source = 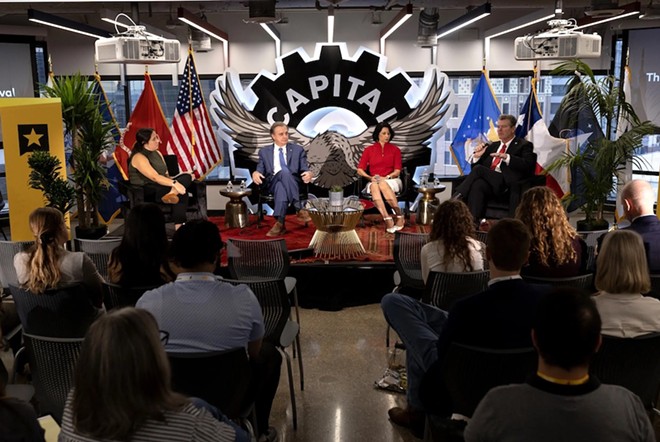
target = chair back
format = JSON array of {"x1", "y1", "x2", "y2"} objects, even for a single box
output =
[
  {"x1": 647, "y1": 274, "x2": 660, "y2": 300},
  {"x1": 0, "y1": 241, "x2": 34, "y2": 292},
  {"x1": 422, "y1": 270, "x2": 490, "y2": 310},
  {"x1": 226, "y1": 238, "x2": 290, "y2": 281},
  {"x1": 10, "y1": 284, "x2": 98, "y2": 338},
  {"x1": 168, "y1": 348, "x2": 252, "y2": 419},
  {"x1": 102, "y1": 281, "x2": 159, "y2": 311},
  {"x1": 439, "y1": 343, "x2": 536, "y2": 417},
  {"x1": 393, "y1": 232, "x2": 429, "y2": 292},
  {"x1": 22, "y1": 332, "x2": 83, "y2": 424},
  {"x1": 578, "y1": 229, "x2": 609, "y2": 271},
  {"x1": 74, "y1": 237, "x2": 122, "y2": 280},
  {"x1": 590, "y1": 332, "x2": 660, "y2": 410},
  {"x1": 521, "y1": 273, "x2": 595, "y2": 291},
  {"x1": 222, "y1": 277, "x2": 290, "y2": 345}
]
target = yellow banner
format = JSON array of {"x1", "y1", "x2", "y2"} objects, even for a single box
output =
[{"x1": 0, "y1": 98, "x2": 67, "y2": 241}]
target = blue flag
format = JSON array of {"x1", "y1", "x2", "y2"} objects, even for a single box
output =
[
  {"x1": 92, "y1": 74, "x2": 126, "y2": 224},
  {"x1": 450, "y1": 71, "x2": 500, "y2": 174}
]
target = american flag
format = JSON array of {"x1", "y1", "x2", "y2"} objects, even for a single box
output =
[{"x1": 167, "y1": 51, "x2": 222, "y2": 179}]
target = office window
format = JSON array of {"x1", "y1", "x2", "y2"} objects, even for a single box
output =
[
  {"x1": 452, "y1": 104, "x2": 458, "y2": 118},
  {"x1": 502, "y1": 78, "x2": 510, "y2": 93}
]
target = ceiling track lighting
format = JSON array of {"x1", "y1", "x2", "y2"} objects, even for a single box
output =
[
  {"x1": 380, "y1": 4, "x2": 414, "y2": 54},
  {"x1": 437, "y1": 2, "x2": 492, "y2": 39},
  {"x1": 28, "y1": 8, "x2": 111, "y2": 39},
  {"x1": 575, "y1": 1, "x2": 641, "y2": 29}
]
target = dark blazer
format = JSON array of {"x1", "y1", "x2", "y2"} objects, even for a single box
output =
[
  {"x1": 256, "y1": 142, "x2": 309, "y2": 180},
  {"x1": 420, "y1": 278, "x2": 546, "y2": 412},
  {"x1": 475, "y1": 137, "x2": 536, "y2": 184},
  {"x1": 625, "y1": 215, "x2": 660, "y2": 273}
]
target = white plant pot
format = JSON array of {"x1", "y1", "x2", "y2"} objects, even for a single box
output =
[{"x1": 329, "y1": 191, "x2": 343, "y2": 206}]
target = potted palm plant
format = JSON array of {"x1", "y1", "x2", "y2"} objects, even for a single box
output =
[
  {"x1": 42, "y1": 73, "x2": 112, "y2": 239},
  {"x1": 27, "y1": 150, "x2": 76, "y2": 215},
  {"x1": 546, "y1": 59, "x2": 658, "y2": 231}
]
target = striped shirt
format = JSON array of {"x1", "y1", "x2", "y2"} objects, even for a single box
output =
[{"x1": 58, "y1": 400, "x2": 235, "y2": 442}]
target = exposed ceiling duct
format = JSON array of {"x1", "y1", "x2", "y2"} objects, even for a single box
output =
[
  {"x1": 244, "y1": 0, "x2": 280, "y2": 24},
  {"x1": 584, "y1": 0, "x2": 625, "y2": 17},
  {"x1": 417, "y1": 7, "x2": 439, "y2": 47}
]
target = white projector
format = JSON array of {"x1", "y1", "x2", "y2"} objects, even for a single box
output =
[
  {"x1": 95, "y1": 36, "x2": 181, "y2": 64},
  {"x1": 514, "y1": 32, "x2": 601, "y2": 60}
]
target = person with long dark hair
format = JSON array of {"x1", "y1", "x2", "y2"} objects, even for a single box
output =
[
  {"x1": 421, "y1": 199, "x2": 486, "y2": 283},
  {"x1": 59, "y1": 307, "x2": 240, "y2": 442},
  {"x1": 107, "y1": 202, "x2": 174, "y2": 287},
  {"x1": 357, "y1": 122, "x2": 405, "y2": 233},
  {"x1": 129, "y1": 128, "x2": 193, "y2": 229}
]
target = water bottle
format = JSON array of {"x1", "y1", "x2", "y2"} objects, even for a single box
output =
[
  {"x1": 239, "y1": 180, "x2": 246, "y2": 192},
  {"x1": 433, "y1": 176, "x2": 440, "y2": 188},
  {"x1": 420, "y1": 173, "x2": 428, "y2": 188},
  {"x1": 226, "y1": 181, "x2": 233, "y2": 192}
]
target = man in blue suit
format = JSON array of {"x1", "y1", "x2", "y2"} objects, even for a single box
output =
[
  {"x1": 252, "y1": 122, "x2": 314, "y2": 237},
  {"x1": 618, "y1": 179, "x2": 660, "y2": 272}
]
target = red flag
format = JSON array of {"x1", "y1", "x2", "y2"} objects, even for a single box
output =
[
  {"x1": 113, "y1": 73, "x2": 171, "y2": 179},
  {"x1": 166, "y1": 51, "x2": 222, "y2": 179}
]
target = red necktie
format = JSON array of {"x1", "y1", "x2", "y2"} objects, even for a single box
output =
[{"x1": 490, "y1": 143, "x2": 507, "y2": 170}]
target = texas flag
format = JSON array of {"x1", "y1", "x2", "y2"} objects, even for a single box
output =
[{"x1": 515, "y1": 83, "x2": 570, "y2": 198}]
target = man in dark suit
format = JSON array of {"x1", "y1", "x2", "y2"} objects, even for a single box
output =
[
  {"x1": 616, "y1": 179, "x2": 660, "y2": 272},
  {"x1": 252, "y1": 122, "x2": 314, "y2": 237},
  {"x1": 381, "y1": 218, "x2": 546, "y2": 437},
  {"x1": 453, "y1": 114, "x2": 536, "y2": 222}
]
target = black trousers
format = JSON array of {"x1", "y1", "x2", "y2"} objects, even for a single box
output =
[
  {"x1": 245, "y1": 341, "x2": 282, "y2": 434},
  {"x1": 143, "y1": 173, "x2": 193, "y2": 224},
  {"x1": 454, "y1": 165, "x2": 506, "y2": 222}
]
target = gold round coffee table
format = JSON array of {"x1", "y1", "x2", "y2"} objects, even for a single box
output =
[
  {"x1": 306, "y1": 198, "x2": 365, "y2": 259},
  {"x1": 219, "y1": 189, "x2": 252, "y2": 228}
]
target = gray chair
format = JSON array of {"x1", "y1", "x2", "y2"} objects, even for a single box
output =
[
  {"x1": 74, "y1": 237, "x2": 122, "y2": 281},
  {"x1": 101, "y1": 281, "x2": 159, "y2": 311},
  {"x1": 590, "y1": 332, "x2": 660, "y2": 413},
  {"x1": 522, "y1": 273, "x2": 594, "y2": 292},
  {"x1": 19, "y1": 333, "x2": 83, "y2": 423},
  {"x1": 226, "y1": 237, "x2": 304, "y2": 390},
  {"x1": 222, "y1": 277, "x2": 300, "y2": 430},
  {"x1": 422, "y1": 270, "x2": 490, "y2": 310},
  {"x1": 0, "y1": 240, "x2": 34, "y2": 295}
]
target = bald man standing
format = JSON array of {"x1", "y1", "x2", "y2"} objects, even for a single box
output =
[{"x1": 619, "y1": 179, "x2": 660, "y2": 273}]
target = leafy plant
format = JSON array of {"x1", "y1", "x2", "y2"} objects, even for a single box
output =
[
  {"x1": 27, "y1": 151, "x2": 76, "y2": 214},
  {"x1": 42, "y1": 73, "x2": 113, "y2": 230},
  {"x1": 545, "y1": 59, "x2": 658, "y2": 228},
  {"x1": 330, "y1": 185, "x2": 343, "y2": 192}
]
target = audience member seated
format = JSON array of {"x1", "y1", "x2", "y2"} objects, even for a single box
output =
[
  {"x1": 0, "y1": 369, "x2": 44, "y2": 442},
  {"x1": 593, "y1": 229, "x2": 660, "y2": 337},
  {"x1": 599, "y1": 179, "x2": 660, "y2": 273},
  {"x1": 420, "y1": 199, "x2": 486, "y2": 283},
  {"x1": 357, "y1": 122, "x2": 405, "y2": 233},
  {"x1": 59, "y1": 307, "x2": 244, "y2": 442},
  {"x1": 452, "y1": 114, "x2": 536, "y2": 223},
  {"x1": 107, "y1": 202, "x2": 174, "y2": 287},
  {"x1": 515, "y1": 186, "x2": 587, "y2": 277},
  {"x1": 129, "y1": 127, "x2": 193, "y2": 230},
  {"x1": 381, "y1": 219, "x2": 546, "y2": 437},
  {"x1": 465, "y1": 288, "x2": 655, "y2": 442},
  {"x1": 136, "y1": 220, "x2": 281, "y2": 442},
  {"x1": 14, "y1": 207, "x2": 103, "y2": 308}
]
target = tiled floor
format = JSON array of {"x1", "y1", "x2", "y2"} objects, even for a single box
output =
[{"x1": 268, "y1": 303, "x2": 419, "y2": 442}]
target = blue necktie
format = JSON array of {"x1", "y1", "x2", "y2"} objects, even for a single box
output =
[{"x1": 279, "y1": 148, "x2": 289, "y2": 172}]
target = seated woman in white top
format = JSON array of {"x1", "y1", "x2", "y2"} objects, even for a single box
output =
[
  {"x1": 593, "y1": 229, "x2": 660, "y2": 337},
  {"x1": 14, "y1": 207, "x2": 104, "y2": 307},
  {"x1": 420, "y1": 199, "x2": 486, "y2": 283}
]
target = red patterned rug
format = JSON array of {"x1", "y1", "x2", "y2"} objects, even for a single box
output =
[{"x1": 210, "y1": 213, "x2": 430, "y2": 264}]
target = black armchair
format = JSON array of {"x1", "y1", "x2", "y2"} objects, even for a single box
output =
[
  {"x1": 119, "y1": 154, "x2": 207, "y2": 222},
  {"x1": 356, "y1": 166, "x2": 414, "y2": 221}
]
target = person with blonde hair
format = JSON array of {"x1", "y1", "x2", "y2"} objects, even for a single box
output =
[
  {"x1": 594, "y1": 229, "x2": 660, "y2": 337},
  {"x1": 515, "y1": 186, "x2": 587, "y2": 277},
  {"x1": 420, "y1": 199, "x2": 485, "y2": 283},
  {"x1": 59, "y1": 307, "x2": 242, "y2": 442},
  {"x1": 14, "y1": 207, "x2": 103, "y2": 307}
]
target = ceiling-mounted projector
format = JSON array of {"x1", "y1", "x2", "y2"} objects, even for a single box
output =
[
  {"x1": 514, "y1": 19, "x2": 602, "y2": 60},
  {"x1": 95, "y1": 32, "x2": 181, "y2": 64}
]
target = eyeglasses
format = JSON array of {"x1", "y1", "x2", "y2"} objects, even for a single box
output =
[{"x1": 159, "y1": 330, "x2": 170, "y2": 345}]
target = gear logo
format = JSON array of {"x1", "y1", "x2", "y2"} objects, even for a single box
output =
[{"x1": 210, "y1": 43, "x2": 451, "y2": 189}]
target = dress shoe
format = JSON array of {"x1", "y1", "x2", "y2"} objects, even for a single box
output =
[
  {"x1": 296, "y1": 209, "x2": 312, "y2": 223},
  {"x1": 388, "y1": 406, "x2": 425, "y2": 438},
  {"x1": 161, "y1": 193, "x2": 179, "y2": 204},
  {"x1": 266, "y1": 222, "x2": 286, "y2": 237}
]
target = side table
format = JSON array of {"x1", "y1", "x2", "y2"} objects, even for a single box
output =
[
  {"x1": 306, "y1": 198, "x2": 365, "y2": 259},
  {"x1": 219, "y1": 189, "x2": 252, "y2": 228},
  {"x1": 416, "y1": 185, "x2": 446, "y2": 225}
]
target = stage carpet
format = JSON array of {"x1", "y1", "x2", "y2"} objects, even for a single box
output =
[{"x1": 210, "y1": 213, "x2": 430, "y2": 264}]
